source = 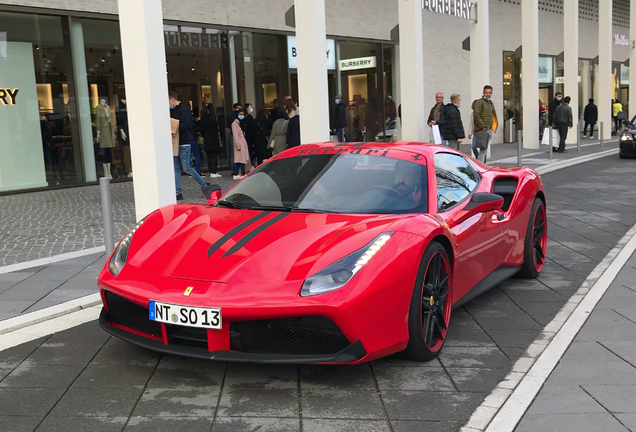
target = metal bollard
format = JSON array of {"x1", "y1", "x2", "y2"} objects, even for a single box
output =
[
  {"x1": 100, "y1": 177, "x2": 115, "y2": 254},
  {"x1": 548, "y1": 126, "x2": 553, "y2": 159},
  {"x1": 577, "y1": 121, "x2": 581, "y2": 153},
  {"x1": 600, "y1": 122, "x2": 604, "y2": 148},
  {"x1": 517, "y1": 130, "x2": 522, "y2": 167}
]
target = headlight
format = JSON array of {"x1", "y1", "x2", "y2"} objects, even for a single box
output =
[
  {"x1": 108, "y1": 218, "x2": 146, "y2": 276},
  {"x1": 621, "y1": 134, "x2": 633, "y2": 141},
  {"x1": 300, "y1": 233, "x2": 393, "y2": 297}
]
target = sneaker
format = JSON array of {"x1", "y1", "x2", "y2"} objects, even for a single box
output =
[
  {"x1": 198, "y1": 171, "x2": 204, "y2": 177},
  {"x1": 176, "y1": 193, "x2": 184, "y2": 201},
  {"x1": 552, "y1": 147, "x2": 559, "y2": 152},
  {"x1": 232, "y1": 174, "x2": 244, "y2": 180},
  {"x1": 210, "y1": 173, "x2": 222, "y2": 178},
  {"x1": 582, "y1": 135, "x2": 587, "y2": 138}
]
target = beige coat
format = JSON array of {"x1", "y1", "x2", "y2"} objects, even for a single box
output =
[
  {"x1": 269, "y1": 118, "x2": 289, "y2": 155},
  {"x1": 170, "y1": 118, "x2": 180, "y2": 156},
  {"x1": 96, "y1": 104, "x2": 116, "y2": 148},
  {"x1": 232, "y1": 119, "x2": 250, "y2": 164}
]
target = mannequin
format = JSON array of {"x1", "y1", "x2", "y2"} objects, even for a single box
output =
[{"x1": 96, "y1": 98, "x2": 116, "y2": 179}]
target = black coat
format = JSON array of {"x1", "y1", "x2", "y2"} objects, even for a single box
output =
[
  {"x1": 441, "y1": 104, "x2": 465, "y2": 140},
  {"x1": 584, "y1": 103, "x2": 598, "y2": 123},
  {"x1": 333, "y1": 103, "x2": 348, "y2": 129},
  {"x1": 199, "y1": 113, "x2": 221, "y2": 153},
  {"x1": 548, "y1": 98, "x2": 561, "y2": 126},
  {"x1": 170, "y1": 102, "x2": 194, "y2": 144},
  {"x1": 286, "y1": 115, "x2": 301, "y2": 148}
]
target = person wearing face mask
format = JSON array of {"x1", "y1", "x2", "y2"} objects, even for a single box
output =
[
  {"x1": 242, "y1": 103, "x2": 258, "y2": 168},
  {"x1": 231, "y1": 109, "x2": 250, "y2": 179},
  {"x1": 548, "y1": 92, "x2": 563, "y2": 128},
  {"x1": 471, "y1": 85, "x2": 498, "y2": 163},
  {"x1": 332, "y1": 94, "x2": 348, "y2": 142},
  {"x1": 442, "y1": 94, "x2": 466, "y2": 152}
]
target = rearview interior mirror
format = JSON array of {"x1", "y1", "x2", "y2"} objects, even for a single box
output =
[
  {"x1": 463, "y1": 192, "x2": 504, "y2": 214},
  {"x1": 201, "y1": 184, "x2": 222, "y2": 205}
]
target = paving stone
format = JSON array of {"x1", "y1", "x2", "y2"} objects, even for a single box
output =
[
  {"x1": 485, "y1": 329, "x2": 543, "y2": 348},
  {"x1": 438, "y1": 346, "x2": 510, "y2": 369},
  {"x1": 445, "y1": 367, "x2": 508, "y2": 393},
  {"x1": 132, "y1": 386, "x2": 220, "y2": 417},
  {"x1": 615, "y1": 414, "x2": 636, "y2": 430},
  {"x1": 0, "y1": 363, "x2": 84, "y2": 389},
  {"x1": 596, "y1": 285, "x2": 636, "y2": 309},
  {"x1": 90, "y1": 338, "x2": 161, "y2": 366},
  {"x1": 470, "y1": 313, "x2": 542, "y2": 331},
  {"x1": 575, "y1": 310, "x2": 636, "y2": 342},
  {"x1": 391, "y1": 420, "x2": 460, "y2": 432},
  {"x1": 382, "y1": 391, "x2": 473, "y2": 421},
  {"x1": 0, "y1": 312, "x2": 19, "y2": 321},
  {"x1": 303, "y1": 419, "x2": 390, "y2": 432},
  {"x1": 216, "y1": 388, "x2": 298, "y2": 418},
  {"x1": 511, "y1": 300, "x2": 567, "y2": 317},
  {"x1": 370, "y1": 354, "x2": 442, "y2": 368},
  {"x1": 36, "y1": 416, "x2": 127, "y2": 432},
  {"x1": 516, "y1": 413, "x2": 629, "y2": 432},
  {"x1": 525, "y1": 385, "x2": 606, "y2": 415},
  {"x1": 582, "y1": 384, "x2": 636, "y2": 413},
  {"x1": 0, "y1": 416, "x2": 43, "y2": 432},
  {"x1": 373, "y1": 366, "x2": 455, "y2": 391},
  {"x1": 0, "y1": 288, "x2": 54, "y2": 302},
  {"x1": 46, "y1": 322, "x2": 111, "y2": 346},
  {"x1": 73, "y1": 363, "x2": 155, "y2": 388},
  {"x1": 601, "y1": 341, "x2": 636, "y2": 366},
  {"x1": 125, "y1": 417, "x2": 215, "y2": 432},
  {"x1": 0, "y1": 387, "x2": 65, "y2": 416},
  {"x1": 211, "y1": 417, "x2": 299, "y2": 432},
  {"x1": 300, "y1": 364, "x2": 376, "y2": 390},
  {"x1": 301, "y1": 389, "x2": 385, "y2": 420},
  {"x1": 0, "y1": 301, "x2": 36, "y2": 314},
  {"x1": 145, "y1": 364, "x2": 225, "y2": 389},
  {"x1": 50, "y1": 385, "x2": 144, "y2": 417},
  {"x1": 27, "y1": 342, "x2": 102, "y2": 366},
  {"x1": 223, "y1": 363, "x2": 298, "y2": 390}
]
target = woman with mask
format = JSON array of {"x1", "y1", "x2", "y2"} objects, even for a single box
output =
[
  {"x1": 199, "y1": 103, "x2": 223, "y2": 178},
  {"x1": 231, "y1": 109, "x2": 250, "y2": 179},
  {"x1": 269, "y1": 108, "x2": 289, "y2": 155},
  {"x1": 285, "y1": 99, "x2": 301, "y2": 148}
]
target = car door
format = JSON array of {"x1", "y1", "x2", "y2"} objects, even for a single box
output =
[{"x1": 433, "y1": 152, "x2": 508, "y2": 302}]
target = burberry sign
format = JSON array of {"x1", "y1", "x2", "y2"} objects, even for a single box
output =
[{"x1": 422, "y1": 0, "x2": 473, "y2": 20}]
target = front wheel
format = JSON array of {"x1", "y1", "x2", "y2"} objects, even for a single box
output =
[
  {"x1": 518, "y1": 197, "x2": 548, "y2": 278},
  {"x1": 404, "y1": 242, "x2": 453, "y2": 361}
]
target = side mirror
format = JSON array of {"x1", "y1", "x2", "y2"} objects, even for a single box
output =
[
  {"x1": 623, "y1": 120, "x2": 631, "y2": 126},
  {"x1": 463, "y1": 192, "x2": 504, "y2": 214},
  {"x1": 201, "y1": 184, "x2": 222, "y2": 205}
]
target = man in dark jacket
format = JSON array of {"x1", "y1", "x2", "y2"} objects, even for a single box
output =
[
  {"x1": 441, "y1": 94, "x2": 466, "y2": 151},
  {"x1": 243, "y1": 103, "x2": 258, "y2": 166},
  {"x1": 548, "y1": 92, "x2": 563, "y2": 127},
  {"x1": 427, "y1": 93, "x2": 445, "y2": 142},
  {"x1": 332, "y1": 94, "x2": 348, "y2": 142},
  {"x1": 583, "y1": 98, "x2": 598, "y2": 138},
  {"x1": 553, "y1": 96, "x2": 573, "y2": 153}
]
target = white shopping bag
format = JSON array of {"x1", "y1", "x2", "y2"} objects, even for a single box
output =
[
  {"x1": 432, "y1": 124, "x2": 442, "y2": 145},
  {"x1": 541, "y1": 128, "x2": 559, "y2": 146}
]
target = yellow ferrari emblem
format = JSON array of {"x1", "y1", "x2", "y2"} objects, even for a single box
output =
[
  {"x1": 183, "y1": 287, "x2": 194, "y2": 296},
  {"x1": 430, "y1": 296, "x2": 435, "y2": 306}
]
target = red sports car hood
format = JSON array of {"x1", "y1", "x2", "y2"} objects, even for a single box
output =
[{"x1": 126, "y1": 205, "x2": 405, "y2": 284}]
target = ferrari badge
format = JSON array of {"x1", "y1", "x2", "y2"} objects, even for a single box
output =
[
  {"x1": 430, "y1": 296, "x2": 435, "y2": 306},
  {"x1": 183, "y1": 286, "x2": 194, "y2": 296}
]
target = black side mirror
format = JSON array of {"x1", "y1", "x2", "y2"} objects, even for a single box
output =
[{"x1": 201, "y1": 184, "x2": 222, "y2": 205}]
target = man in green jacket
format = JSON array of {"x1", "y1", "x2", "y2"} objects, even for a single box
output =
[{"x1": 471, "y1": 85, "x2": 498, "y2": 162}]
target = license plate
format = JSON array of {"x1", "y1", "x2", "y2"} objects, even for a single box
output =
[{"x1": 149, "y1": 300, "x2": 222, "y2": 329}]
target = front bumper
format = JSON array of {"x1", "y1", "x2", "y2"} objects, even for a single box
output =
[
  {"x1": 620, "y1": 141, "x2": 636, "y2": 157},
  {"x1": 99, "y1": 307, "x2": 367, "y2": 363}
]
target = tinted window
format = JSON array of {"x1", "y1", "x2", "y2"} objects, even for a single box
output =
[
  {"x1": 434, "y1": 153, "x2": 480, "y2": 212},
  {"x1": 220, "y1": 154, "x2": 428, "y2": 214}
]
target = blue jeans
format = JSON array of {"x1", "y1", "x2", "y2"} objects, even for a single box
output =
[
  {"x1": 471, "y1": 135, "x2": 479, "y2": 158},
  {"x1": 336, "y1": 128, "x2": 345, "y2": 142},
  {"x1": 235, "y1": 163, "x2": 246, "y2": 176},
  {"x1": 190, "y1": 141, "x2": 201, "y2": 172},
  {"x1": 175, "y1": 145, "x2": 207, "y2": 194}
]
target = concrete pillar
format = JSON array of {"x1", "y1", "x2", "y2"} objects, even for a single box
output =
[
  {"x1": 118, "y1": 0, "x2": 175, "y2": 221},
  {"x1": 564, "y1": 0, "x2": 579, "y2": 144},
  {"x1": 470, "y1": 0, "x2": 490, "y2": 101},
  {"x1": 294, "y1": 0, "x2": 330, "y2": 143},
  {"x1": 521, "y1": 0, "x2": 540, "y2": 149},
  {"x1": 69, "y1": 19, "x2": 97, "y2": 182},
  {"x1": 598, "y1": 0, "x2": 613, "y2": 140},
  {"x1": 630, "y1": 0, "x2": 636, "y2": 118},
  {"x1": 398, "y1": 0, "x2": 426, "y2": 141},
  {"x1": 228, "y1": 34, "x2": 239, "y2": 106},
  {"x1": 242, "y1": 32, "x2": 256, "y2": 112}
]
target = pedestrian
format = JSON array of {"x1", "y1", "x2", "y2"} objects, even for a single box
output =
[
  {"x1": 269, "y1": 108, "x2": 289, "y2": 155},
  {"x1": 332, "y1": 93, "x2": 348, "y2": 142},
  {"x1": 199, "y1": 103, "x2": 223, "y2": 178},
  {"x1": 427, "y1": 92, "x2": 445, "y2": 143},
  {"x1": 255, "y1": 109, "x2": 272, "y2": 164},
  {"x1": 539, "y1": 99, "x2": 547, "y2": 139},
  {"x1": 583, "y1": 98, "x2": 598, "y2": 138},
  {"x1": 471, "y1": 85, "x2": 498, "y2": 163},
  {"x1": 285, "y1": 99, "x2": 301, "y2": 148},
  {"x1": 243, "y1": 103, "x2": 258, "y2": 168},
  {"x1": 548, "y1": 92, "x2": 562, "y2": 127},
  {"x1": 285, "y1": 95, "x2": 299, "y2": 116},
  {"x1": 442, "y1": 94, "x2": 465, "y2": 151},
  {"x1": 613, "y1": 99, "x2": 624, "y2": 133},
  {"x1": 169, "y1": 91, "x2": 208, "y2": 200},
  {"x1": 231, "y1": 108, "x2": 250, "y2": 179},
  {"x1": 228, "y1": 102, "x2": 242, "y2": 176},
  {"x1": 553, "y1": 96, "x2": 573, "y2": 153}
]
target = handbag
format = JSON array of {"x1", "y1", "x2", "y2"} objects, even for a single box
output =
[{"x1": 475, "y1": 130, "x2": 489, "y2": 150}]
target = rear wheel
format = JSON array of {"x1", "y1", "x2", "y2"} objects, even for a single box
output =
[
  {"x1": 404, "y1": 242, "x2": 453, "y2": 361},
  {"x1": 518, "y1": 197, "x2": 547, "y2": 278}
]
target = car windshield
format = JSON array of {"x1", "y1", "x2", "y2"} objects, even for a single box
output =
[{"x1": 219, "y1": 153, "x2": 428, "y2": 214}]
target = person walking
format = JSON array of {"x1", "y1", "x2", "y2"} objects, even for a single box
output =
[
  {"x1": 613, "y1": 99, "x2": 624, "y2": 134},
  {"x1": 285, "y1": 99, "x2": 301, "y2": 148},
  {"x1": 169, "y1": 91, "x2": 208, "y2": 200},
  {"x1": 442, "y1": 94, "x2": 465, "y2": 151},
  {"x1": 553, "y1": 96, "x2": 573, "y2": 153},
  {"x1": 583, "y1": 98, "x2": 598, "y2": 138},
  {"x1": 242, "y1": 103, "x2": 258, "y2": 168},
  {"x1": 548, "y1": 92, "x2": 562, "y2": 127},
  {"x1": 227, "y1": 102, "x2": 242, "y2": 176},
  {"x1": 190, "y1": 108, "x2": 203, "y2": 177},
  {"x1": 199, "y1": 103, "x2": 223, "y2": 178},
  {"x1": 254, "y1": 109, "x2": 273, "y2": 165},
  {"x1": 332, "y1": 94, "x2": 348, "y2": 142},
  {"x1": 269, "y1": 108, "x2": 289, "y2": 155},
  {"x1": 427, "y1": 92, "x2": 445, "y2": 143},
  {"x1": 471, "y1": 85, "x2": 498, "y2": 163},
  {"x1": 231, "y1": 108, "x2": 250, "y2": 179}
]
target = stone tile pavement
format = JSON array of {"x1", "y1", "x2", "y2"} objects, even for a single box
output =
[
  {"x1": 0, "y1": 155, "x2": 635, "y2": 431},
  {"x1": 516, "y1": 251, "x2": 636, "y2": 432}
]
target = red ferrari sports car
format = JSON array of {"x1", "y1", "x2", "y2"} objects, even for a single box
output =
[{"x1": 98, "y1": 141, "x2": 547, "y2": 364}]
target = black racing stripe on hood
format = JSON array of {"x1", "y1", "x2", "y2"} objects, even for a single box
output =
[
  {"x1": 207, "y1": 211, "x2": 271, "y2": 257},
  {"x1": 222, "y1": 212, "x2": 290, "y2": 258}
]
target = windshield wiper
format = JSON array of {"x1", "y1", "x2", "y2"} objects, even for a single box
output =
[
  {"x1": 216, "y1": 200, "x2": 248, "y2": 209},
  {"x1": 292, "y1": 207, "x2": 339, "y2": 214},
  {"x1": 216, "y1": 201, "x2": 295, "y2": 212}
]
